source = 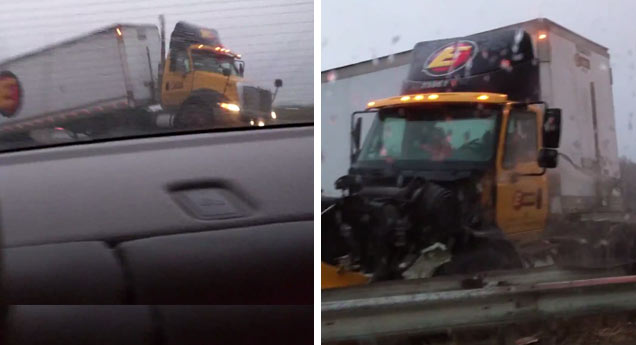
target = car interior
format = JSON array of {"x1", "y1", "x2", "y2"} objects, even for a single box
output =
[{"x1": 0, "y1": 124, "x2": 313, "y2": 343}]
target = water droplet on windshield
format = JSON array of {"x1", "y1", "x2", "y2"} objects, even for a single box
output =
[
  {"x1": 391, "y1": 35, "x2": 400, "y2": 45},
  {"x1": 327, "y1": 71, "x2": 338, "y2": 83},
  {"x1": 500, "y1": 59, "x2": 512, "y2": 72},
  {"x1": 514, "y1": 29, "x2": 524, "y2": 44}
]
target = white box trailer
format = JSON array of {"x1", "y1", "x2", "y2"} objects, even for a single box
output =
[
  {"x1": 0, "y1": 24, "x2": 161, "y2": 135},
  {"x1": 322, "y1": 18, "x2": 620, "y2": 214}
]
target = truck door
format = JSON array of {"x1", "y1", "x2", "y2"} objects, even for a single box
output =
[
  {"x1": 161, "y1": 49, "x2": 194, "y2": 109},
  {"x1": 496, "y1": 106, "x2": 549, "y2": 239}
]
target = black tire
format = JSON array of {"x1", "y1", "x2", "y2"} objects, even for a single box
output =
[{"x1": 174, "y1": 99, "x2": 216, "y2": 130}]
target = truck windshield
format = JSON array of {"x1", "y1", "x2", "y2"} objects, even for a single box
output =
[
  {"x1": 191, "y1": 50, "x2": 240, "y2": 76},
  {"x1": 358, "y1": 104, "x2": 500, "y2": 164}
]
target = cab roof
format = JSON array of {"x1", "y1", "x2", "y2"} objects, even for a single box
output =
[
  {"x1": 189, "y1": 44, "x2": 241, "y2": 59},
  {"x1": 365, "y1": 92, "x2": 509, "y2": 109}
]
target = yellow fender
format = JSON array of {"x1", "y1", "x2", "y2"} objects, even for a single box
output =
[{"x1": 321, "y1": 262, "x2": 369, "y2": 289}]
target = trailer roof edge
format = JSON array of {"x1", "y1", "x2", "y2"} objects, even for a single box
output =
[
  {"x1": 0, "y1": 23, "x2": 158, "y2": 67},
  {"x1": 322, "y1": 18, "x2": 610, "y2": 83}
]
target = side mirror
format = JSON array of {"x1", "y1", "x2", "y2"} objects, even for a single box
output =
[
  {"x1": 238, "y1": 64, "x2": 244, "y2": 76},
  {"x1": 335, "y1": 175, "x2": 355, "y2": 190},
  {"x1": 543, "y1": 108, "x2": 561, "y2": 148},
  {"x1": 222, "y1": 67, "x2": 231, "y2": 77},
  {"x1": 351, "y1": 117, "x2": 362, "y2": 159},
  {"x1": 274, "y1": 79, "x2": 283, "y2": 88},
  {"x1": 538, "y1": 148, "x2": 558, "y2": 168}
]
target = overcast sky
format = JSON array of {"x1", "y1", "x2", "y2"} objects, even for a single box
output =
[
  {"x1": 0, "y1": 0, "x2": 313, "y2": 106},
  {"x1": 322, "y1": 0, "x2": 636, "y2": 158}
]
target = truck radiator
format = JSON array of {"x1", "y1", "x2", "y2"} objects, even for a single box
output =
[{"x1": 239, "y1": 86, "x2": 272, "y2": 114}]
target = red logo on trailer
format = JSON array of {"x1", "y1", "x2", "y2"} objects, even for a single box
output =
[
  {"x1": 0, "y1": 71, "x2": 22, "y2": 118},
  {"x1": 423, "y1": 41, "x2": 478, "y2": 76}
]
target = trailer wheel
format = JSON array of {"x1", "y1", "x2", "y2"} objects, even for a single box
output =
[{"x1": 174, "y1": 99, "x2": 216, "y2": 129}]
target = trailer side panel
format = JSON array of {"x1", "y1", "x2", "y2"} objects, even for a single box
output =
[{"x1": 0, "y1": 30, "x2": 127, "y2": 125}]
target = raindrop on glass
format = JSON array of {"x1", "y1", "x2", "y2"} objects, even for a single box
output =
[
  {"x1": 327, "y1": 70, "x2": 338, "y2": 83},
  {"x1": 500, "y1": 59, "x2": 512, "y2": 72},
  {"x1": 391, "y1": 35, "x2": 400, "y2": 45}
]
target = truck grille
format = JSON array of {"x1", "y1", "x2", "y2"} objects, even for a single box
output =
[{"x1": 240, "y1": 86, "x2": 272, "y2": 114}]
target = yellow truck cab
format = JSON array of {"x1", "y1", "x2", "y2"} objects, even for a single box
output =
[
  {"x1": 320, "y1": 20, "x2": 607, "y2": 289},
  {"x1": 160, "y1": 22, "x2": 280, "y2": 128},
  {"x1": 360, "y1": 92, "x2": 559, "y2": 241}
]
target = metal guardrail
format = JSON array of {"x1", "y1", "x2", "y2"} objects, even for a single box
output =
[{"x1": 322, "y1": 267, "x2": 636, "y2": 343}]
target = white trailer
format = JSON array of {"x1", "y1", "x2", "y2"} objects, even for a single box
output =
[
  {"x1": 322, "y1": 18, "x2": 620, "y2": 214},
  {"x1": 0, "y1": 24, "x2": 161, "y2": 137}
]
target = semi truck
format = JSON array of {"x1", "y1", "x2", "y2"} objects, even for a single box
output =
[
  {"x1": 321, "y1": 18, "x2": 633, "y2": 288},
  {"x1": 0, "y1": 19, "x2": 281, "y2": 144}
]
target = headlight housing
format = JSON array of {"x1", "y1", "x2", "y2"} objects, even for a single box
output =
[{"x1": 219, "y1": 102, "x2": 240, "y2": 112}]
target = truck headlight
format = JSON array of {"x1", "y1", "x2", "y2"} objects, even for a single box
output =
[
  {"x1": 219, "y1": 102, "x2": 240, "y2": 112},
  {"x1": 271, "y1": 111, "x2": 277, "y2": 119}
]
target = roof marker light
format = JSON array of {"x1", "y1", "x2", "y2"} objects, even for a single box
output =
[
  {"x1": 367, "y1": 101, "x2": 376, "y2": 107},
  {"x1": 198, "y1": 44, "x2": 204, "y2": 48},
  {"x1": 538, "y1": 33, "x2": 547, "y2": 40},
  {"x1": 400, "y1": 96, "x2": 410, "y2": 101},
  {"x1": 414, "y1": 95, "x2": 424, "y2": 101},
  {"x1": 477, "y1": 94, "x2": 489, "y2": 100},
  {"x1": 428, "y1": 94, "x2": 440, "y2": 100}
]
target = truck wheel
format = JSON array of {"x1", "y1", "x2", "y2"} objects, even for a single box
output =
[{"x1": 174, "y1": 100, "x2": 215, "y2": 129}]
